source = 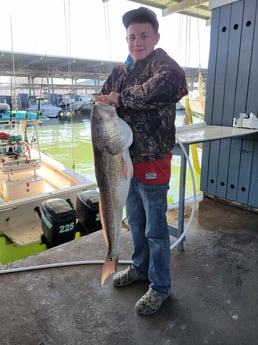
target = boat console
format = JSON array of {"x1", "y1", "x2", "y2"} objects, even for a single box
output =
[{"x1": 0, "y1": 105, "x2": 45, "y2": 201}]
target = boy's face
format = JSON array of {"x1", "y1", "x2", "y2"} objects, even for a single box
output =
[{"x1": 126, "y1": 22, "x2": 160, "y2": 63}]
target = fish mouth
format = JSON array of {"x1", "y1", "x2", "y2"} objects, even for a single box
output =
[{"x1": 93, "y1": 101, "x2": 116, "y2": 113}]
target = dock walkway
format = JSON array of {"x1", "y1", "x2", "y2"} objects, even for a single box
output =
[{"x1": 0, "y1": 197, "x2": 257, "y2": 345}]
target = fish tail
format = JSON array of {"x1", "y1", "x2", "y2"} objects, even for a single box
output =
[{"x1": 101, "y1": 256, "x2": 118, "y2": 286}]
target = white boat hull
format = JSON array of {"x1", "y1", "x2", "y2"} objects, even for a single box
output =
[
  {"x1": 28, "y1": 105, "x2": 61, "y2": 118},
  {"x1": 0, "y1": 150, "x2": 96, "y2": 246}
]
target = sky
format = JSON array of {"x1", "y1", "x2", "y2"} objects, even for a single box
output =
[{"x1": 2, "y1": 0, "x2": 211, "y2": 69}]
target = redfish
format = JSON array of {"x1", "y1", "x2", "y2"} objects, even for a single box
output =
[{"x1": 91, "y1": 102, "x2": 133, "y2": 285}]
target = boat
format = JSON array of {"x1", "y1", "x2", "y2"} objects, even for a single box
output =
[
  {"x1": 180, "y1": 90, "x2": 205, "y2": 118},
  {"x1": 0, "y1": 102, "x2": 96, "y2": 248},
  {"x1": 28, "y1": 98, "x2": 62, "y2": 118},
  {"x1": 180, "y1": 71, "x2": 206, "y2": 119},
  {"x1": 70, "y1": 95, "x2": 94, "y2": 113},
  {"x1": 59, "y1": 94, "x2": 78, "y2": 111},
  {"x1": 59, "y1": 95, "x2": 93, "y2": 120}
]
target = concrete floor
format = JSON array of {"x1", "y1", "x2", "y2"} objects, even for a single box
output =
[{"x1": 0, "y1": 196, "x2": 257, "y2": 345}]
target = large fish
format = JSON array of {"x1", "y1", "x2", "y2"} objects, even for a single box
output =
[{"x1": 91, "y1": 101, "x2": 133, "y2": 286}]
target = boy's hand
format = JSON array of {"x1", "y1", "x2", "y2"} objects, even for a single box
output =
[{"x1": 94, "y1": 92, "x2": 120, "y2": 107}]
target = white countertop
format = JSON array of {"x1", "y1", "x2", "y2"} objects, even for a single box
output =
[{"x1": 175, "y1": 123, "x2": 258, "y2": 144}]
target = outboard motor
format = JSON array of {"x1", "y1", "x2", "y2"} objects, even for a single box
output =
[
  {"x1": 40, "y1": 198, "x2": 76, "y2": 247},
  {"x1": 76, "y1": 190, "x2": 102, "y2": 235}
]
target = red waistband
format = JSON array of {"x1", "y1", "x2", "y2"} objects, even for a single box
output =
[{"x1": 133, "y1": 153, "x2": 172, "y2": 185}]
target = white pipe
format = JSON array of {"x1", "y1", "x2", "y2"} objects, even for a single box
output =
[{"x1": 0, "y1": 260, "x2": 132, "y2": 275}]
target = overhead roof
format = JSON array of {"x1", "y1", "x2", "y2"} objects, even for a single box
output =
[
  {"x1": 0, "y1": 50, "x2": 121, "y2": 81},
  {"x1": 0, "y1": 50, "x2": 206, "y2": 84},
  {"x1": 104, "y1": 0, "x2": 211, "y2": 20}
]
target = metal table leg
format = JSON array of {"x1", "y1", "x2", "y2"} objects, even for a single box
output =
[{"x1": 168, "y1": 144, "x2": 189, "y2": 251}]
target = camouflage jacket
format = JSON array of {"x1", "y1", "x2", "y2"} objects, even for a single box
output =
[{"x1": 100, "y1": 48, "x2": 188, "y2": 163}]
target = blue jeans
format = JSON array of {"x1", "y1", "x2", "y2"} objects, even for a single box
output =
[{"x1": 126, "y1": 177, "x2": 171, "y2": 293}]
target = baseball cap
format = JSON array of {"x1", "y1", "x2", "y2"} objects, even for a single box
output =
[{"x1": 122, "y1": 7, "x2": 159, "y2": 32}]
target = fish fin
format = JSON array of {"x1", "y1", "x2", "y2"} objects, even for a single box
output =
[
  {"x1": 101, "y1": 256, "x2": 118, "y2": 286},
  {"x1": 121, "y1": 153, "x2": 130, "y2": 180},
  {"x1": 121, "y1": 160, "x2": 128, "y2": 180},
  {"x1": 122, "y1": 217, "x2": 130, "y2": 231},
  {"x1": 99, "y1": 200, "x2": 109, "y2": 246}
]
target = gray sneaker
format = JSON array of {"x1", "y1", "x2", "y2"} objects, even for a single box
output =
[
  {"x1": 113, "y1": 265, "x2": 147, "y2": 287},
  {"x1": 135, "y1": 288, "x2": 170, "y2": 315}
]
